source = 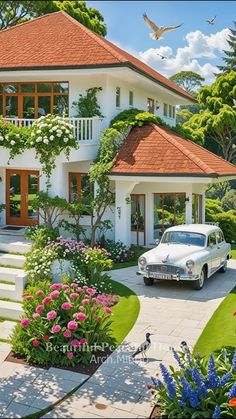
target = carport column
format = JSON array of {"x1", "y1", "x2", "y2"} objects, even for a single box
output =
[
  {"x1": 185, "y1": 184, "x2": 192, "y2": 224},
  {"x1": 115, "y1": 180, "x2": 138, "y2": 245},
  {"x1": 201, "y1": 191, "x2": 206, "y2": 223}
]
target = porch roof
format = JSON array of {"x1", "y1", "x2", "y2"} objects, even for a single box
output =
[
  {"x1": 0, "y1": 11, "x2": 193, "y2": 102},
  {"x1": 110, "y1": 124, "x2": 236, "y2": 178}
]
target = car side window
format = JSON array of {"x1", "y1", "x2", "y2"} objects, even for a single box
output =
[
  {"x1": 207, "y1": 232, "x2": 217, "y2": 247},
  {"x1": 216, "y1": 230, "x2": 224, "y2": 243}
]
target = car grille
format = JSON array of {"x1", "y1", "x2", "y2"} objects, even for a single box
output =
[{"x1": 146, "y1": 264, "x2": 185, "y2": 275}]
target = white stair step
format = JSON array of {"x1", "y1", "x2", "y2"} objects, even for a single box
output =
[
  {"x1": 0, "y1": 266, "x2": 25, "y2": 282},
  {"x1": 0, "y1": 234, "x2": 31, "y2": 254},
  {"x1": 0, "y1": 320, "x2": 16, "y2": 340},
  {"x1": 0, "y1": 283, "x2": 16, "y2": 299},
  {"x1": 0, "y1": 253, "x2": 25, "y2": 268},
  {"x1": 0, "y1": 267, "x2": 27, "y2": 300},
  {"x1": 0, "y1": 300, "x2": 23, "y2": 320}
]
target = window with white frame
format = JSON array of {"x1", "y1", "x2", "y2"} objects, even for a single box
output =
[
  {"x1": 129, "y1": 91, "x2": 134, "y2": 107},
  {"x1": 147, "y1": 97, "x2": 155, "y2": 114},
  {"x1": 164, "y1": 103, "x2": 168, "y2": 117},
  {"x1": 168, "y1": 104, "x2": 172, "y2": 118},
  {"x1": 116, "y1": 87, "x2": 121, "y2": 108},
  {"x1": 172, "y1": 106, "x2": 176, "y2": 118}
]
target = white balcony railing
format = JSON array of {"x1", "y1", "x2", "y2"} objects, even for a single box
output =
[{"x1": 3, "y1": 117, "x2": 102, "y2": 143}]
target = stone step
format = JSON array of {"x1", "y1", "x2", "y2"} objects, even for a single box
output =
[
  {"x1": 0, "y1": 267, "x2": 27, "y2": 300},
  {"x1": 0, "y1": 266, "x2": 25, "y2": 282},
  {"x1": 0, "y1": 253, "x2": 25, "y2": 268},
  {"x1": 0, "y1": 283, "x2": 16, "y2": 299},
  {"x1": 0, "y1": 320, "x2": 17, "y2": 340},
  {"x1": 0, "y1": 299, "x2": 23, "y2": 320},
  {"x1": 0, "y1": 234, "x2": 31, "y2": 254}
]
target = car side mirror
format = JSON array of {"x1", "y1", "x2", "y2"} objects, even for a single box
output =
[{"x1": 155, "y1": 239, "x2": 160, "y2": 246}]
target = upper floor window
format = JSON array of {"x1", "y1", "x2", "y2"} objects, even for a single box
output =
[
  {"x1": 172, "y1": 106, "x2": 176, "y2": 119},
  {"x1": 168, "y1": 105, "x2": 172, "y2": 118},
  {"x1": 129, "y1": 91, "x2": 134, "y2": 107},
  {"x1": 164, "y1": 103, "x2": 168, "y2": 117},
  {"x1": 147, "y1": 97, "x2": 155, "y2": 114},
  {"x1": 116, "y1": 87, "x2": 121, "y2": 108},
  {"x1": 0, "y1": 81, "x2": 69, "y2": 119}
]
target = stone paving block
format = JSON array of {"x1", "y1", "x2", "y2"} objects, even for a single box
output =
[
  {"x1": 111, "y1": 408, "x2": 139, "y2": 418},
  {"x1": 31, "y1": 390, "x2": 66, "y2": 410},
  {"x1": 4, "y1": 401, "x2": 40, "y2": 418},
  {"x1": 47, "y1": 367, "x2": 89, "y2": 383}
]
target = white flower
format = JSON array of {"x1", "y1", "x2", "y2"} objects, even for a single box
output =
[
  {"x1": 56, "y1": 132, "x2": 62, "y2": 137},
  {"x1": 15, "y1": 134, "x2": 20, "y2": 138},
  {"x1": 43, "y1": 139, "x2": 49, "y2": 144},
  {"x1": 64, "y1": 138, "x2": 68, "y2": 143},
  {"x1": 10, "y1": 140, "x2": 15, "y2": 145},
  {"x1": 49, "y1": 135, "x2": 54, "y2": 141},
  {"x1": 36, "y1": 138, "x2": 42, "y2": 143},
  {"x1": 69, "y1": 134, "x2": 74, "y2": 139},
  {"x1": 36, "y1": 130, "x2": 41, "y2": 134},
  {"x1": 0, "y1": 136, "x2": 3, "y2": 141},
  {"x1": 52, "y1": 126, "x2": 57, "y2": 131}
]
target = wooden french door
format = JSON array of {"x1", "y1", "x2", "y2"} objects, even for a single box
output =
[
  {"x1": 131, "y1": 194, "x2": 146, "y2": 246},
  {"x1": 6, "y1": 170, "x2": 39, "y2": 226}
]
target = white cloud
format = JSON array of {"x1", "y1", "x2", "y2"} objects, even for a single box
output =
[{"x1": 138, "y1": 28, "x2": 230, "y2": 85}]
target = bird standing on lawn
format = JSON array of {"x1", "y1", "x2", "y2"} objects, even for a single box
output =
[
  {"x1": 132, "y1": 333, "x2": 153, "y2": 360},
  {"x1": 143, "y1": 12, "x2": 182, "y2": 41}
]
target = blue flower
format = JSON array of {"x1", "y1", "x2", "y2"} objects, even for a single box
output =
[
  {"x1": 219, "y1": 372, "x2": 231, "y2": 386},
  {"x1": 179, "y1": 374, "x2": 200, "y2": 408},
  {"x1": 229, "y1": 383, "x2": 236, "y2": 398},
  {"x1": 212, "y1": 405, "x2": 221, "y2": 419},
  {"x1": 159, "y1": 363, "x2": 176, "y2": 400},
  {"x1": 207, "y1": 355, "x2": 219, "y2": 389},
  {"x1": 231, "y1": 349, "x2": 236, "y2": 370},
  {"x1": 159, "y1": 363, "x2": 173, "y2": 385},
  {"x1": 167, "y1": 380, "x2": 176, "y2": 400},
  {"x1": 189, "y1": 388, "x2": 200, "y2": 408},
  {"x1": 191, "y1": 367, "x2": 207, "y2": 398},
  {"x1": 178, "y1": 400, "x2": 186, "y2": 408},
  {"x1": 171, "y1": 347, "x2": 184, "y2": 368},
  {"x1": 151, "y1": 376, "x2": 163, "y2": 389}
]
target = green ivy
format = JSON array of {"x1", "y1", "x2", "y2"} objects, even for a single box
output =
[
  {"x1": 73, "y1": 87, "x2": 103, "y2": 118},
  {"x1": 0, "y1": 117, "x2": 30, "y2": 162}
]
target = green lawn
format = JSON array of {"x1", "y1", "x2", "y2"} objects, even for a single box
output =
[
  {"x1": 231, "y1": 244, "x2": 236, "y2": 259},
  {"x1": 110, "y1": 279, "x2": 140, "y2": 344},
  {"x1": 194, "y1": 287, "x2": 236, "y2": 357}
]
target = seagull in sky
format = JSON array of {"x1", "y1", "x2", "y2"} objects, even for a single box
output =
[
  {"x1": 132, "y1": 332, "x2": 153, "y2": 360},
  {"x1": 206, "y1": 15, "x2": 216, "y2": 25},
  {"x1": 156, "y1": 52, "x2": 168, "y2": 60},
  {"x1": 143, "y1": 12, "x2": 182, "y2": 41}
]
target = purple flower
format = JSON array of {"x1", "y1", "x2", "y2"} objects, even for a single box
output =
[
  {"x1": 151, "y1": 376, "x2": 163, "y2": 389},
  {"x1": 171, "y1": 347, "x2": 184, "y2": 368},
  {"x1": 212, "y1": 405, "x2": 221, "y2": 419}
]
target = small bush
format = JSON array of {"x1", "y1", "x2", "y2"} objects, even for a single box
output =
[
  {"x1": 217, "y1": 212, "x2": 236, "y2": 243},
  {"x1": 12, "y1": 281, "x2": 115, "y2": 366},
  {"x1": 101, "y1": 239, "x2": 135, "y2": 263}
]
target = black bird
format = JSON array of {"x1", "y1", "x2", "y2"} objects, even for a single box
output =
[
  {"x1": 156, "y1": 52, "x2": 168, "y2": 60},
  {"x1": 132, "y1": 333, "x2": 153, "y2": 360},
  {"x1": 206, "y1": 15, "x2": 216, "y2": 25},
  {"x1": 180, "y1": 341, "x2": 190, "y2": 354}
]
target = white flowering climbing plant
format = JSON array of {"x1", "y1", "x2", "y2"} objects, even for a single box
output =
[
  {"x1": 30, "y1": 115, "x2": 78, "y2": 184},
  {"x1": 0, "y1": 118, "x2": 29, "y2": 162}
]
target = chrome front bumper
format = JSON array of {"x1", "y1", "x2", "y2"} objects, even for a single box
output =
[{"x1": 137, "y1": 270, "x2": 199, "y2": 281}]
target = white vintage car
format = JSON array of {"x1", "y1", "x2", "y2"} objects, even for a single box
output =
[{"x1": 137, "y1": 224, "x2": 231, "y2": 290}]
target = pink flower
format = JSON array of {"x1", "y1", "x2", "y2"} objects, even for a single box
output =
[
  {"x1": 91, "y1": 306, "x2": 97, "y2": 312},
  {"x1": 70, "y1": 293, "x2": 79, "y2": 299},
  {"x1": 32, "y1": 339, "x2": 40, "y2": 347},
  {"x1": 50, "y1": 290, "x2": 60, "y2": 299},
  {"x1": 79, "y1": 306, "x2": 85, "y2": 311},
  {"x1": 71, "y1": 283, "x2": 78, "y2": 289},
  {"x1": 47, "y1": 310, "x2": 57, "y2": 320},
  {"x1": 67, "y1": 351, "x2": 74, "y2": 360},
  {"x1": 62, "y1": 284, "x2": 69, "y2": 289},
  {"x1": 21, "y1": 318, "x2": 30, "y2": 327},
  {"x1": 43, "y1": 335, "x2": 49, "y2": 341},
  {"x1": 36, "y1": 304, "x2": 45, "y2": 313},
  {"x1": 50, "y1": 283, "x2": 62, "y2": 291},
  {"x1": 76, "y1": 287, "x2": 83, "y2": 293},
  {"x1": 83, "y1": 285, "x2": 88, "y2": 290},
  {"x1": 61, "y1": 302, "x2": 73, "y2": 310},
  {"x1": 67, "y1": 320, "x2": 78, "y2": 330},
  {"x1": 87, "y1": 288, "x2": 96, "y2": 295},
  {"x1": 25, "y1": 295, "x2": 33, "y2": 301},
  {"x1": 51, "y1": 325, "x2": 61, "y2": 334},
  {"x1": 33, "y1": 313, "x2": 40, "y2": 319},
  {"x1": 82, "y1": 299, "x2": 90, "y2": 305},
  {"x1": 36, "y1": 290, "x2": 43, "y2": 297},
  {"x1": 70, "y1": 339, "x2": 81, "y2": 347},
  {"x1": 79, "y1": 338, "x2": 87, "y2": 345},
  {"x1": 73, "y1": 312, "x2": 87, "y2": 321},
  {"x1": 103, "y1": 306, "x2": 112, "y2": 314},
  {"x1": 63, "y1": 329, "x2": 72, "y2": 338},
  {"x1": 42, "y1": 296, "x2": 52, "y2": 304}
]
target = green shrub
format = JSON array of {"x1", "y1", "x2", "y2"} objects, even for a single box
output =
[
  {"x1": 24, "y1": 225, "x2": 59, "y2": 248},
  {"x1": 205, "y1": 198, "x2": 223, "y2": 222},
  {"x1": 12, "y1": 281, "x2": 114, "y2": 366},
  {"x1": 217, "y1": 212, "x2": 236, "y2": 243},
  {"x1": 150, "y1": 344, "x2": 236, "y2": 418}
]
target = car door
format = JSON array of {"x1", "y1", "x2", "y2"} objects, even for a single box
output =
[
  {"x1": 216, "y1": 230, "x2": 227, "y2": 267},
  {"x1": 207, "y1": 232, "x2": 219, "y2": 273}
]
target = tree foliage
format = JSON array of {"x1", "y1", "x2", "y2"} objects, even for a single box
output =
[
  {"x1": 217, "y1": 21, "x2": 236, "y2": 73},
  {"x1": 0, "y1": 1, "x2": 107, "y2": 36},
  {"x1": 222, "y1": 189, "x2": 236, "y2": 211},
  {"x1": 169, "y1": 71, "x2": 205, "y2": 95},
  {"x1": 182, "y1": 71, "x2": 236, "y2": 162},
  {"x1": 73, "y1": 87, "x2": 103, "y2": 118}
]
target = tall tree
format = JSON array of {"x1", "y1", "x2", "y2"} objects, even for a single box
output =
[
  {"x1": 0, "y1": 1, "x2": 107, "y2": 36},
  {"x1": 169, "y1": 71, "x2": 205, "y2": 95},
  {"x1": 182, "y1": 71, "x2": 236, "y2": 163},
  {"x1": 217, "y1": 21, "x2": 236, "y2": 73}
]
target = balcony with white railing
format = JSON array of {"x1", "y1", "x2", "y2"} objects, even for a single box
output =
[{"x1": 3, "y1": 116, "x2": 103, "y2": 143}]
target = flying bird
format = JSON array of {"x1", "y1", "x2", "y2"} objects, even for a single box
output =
[
  {"x1": 156, "y1": 53, "x2": 168, "y2": 60},
  {"x1": 143, "y1": 12, "x2": 182, "y2": 41},
  {"x1": 206, "y1": 15, "x2": 216, "y2": 25},
  {"x1": 132, "y1": 333, "x2": 153, "y2": 360}
]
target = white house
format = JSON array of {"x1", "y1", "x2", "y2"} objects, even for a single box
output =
[{"x1": 0, "y1": 11, "x2": 236, "y2": 246}]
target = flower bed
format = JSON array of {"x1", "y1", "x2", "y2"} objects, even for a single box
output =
[
  {"x1": 149, "y1": 343, "x2": 236, "y2": 418},
  {"x1": 12, "y1": 281, "x2": 115, "y2": 367}
]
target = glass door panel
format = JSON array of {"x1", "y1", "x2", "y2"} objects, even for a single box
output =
[
  {"x1": 153, "y1": 194, "x2": 162, "y2": 239},
  {"x1": 5, "y1": 96, "x2": 18, "y2": 117},
  {"x1": 37, "y1": 96, "x2": 51, "y2": 117},
  {"x1": 9, "y1": 174, "x2": 22, "y2": 219},
  {"x1": 27, "y1": 174, "x2": 39, "y2": 221},
  {"x1": 131, "y1": 194, "x2": 145, "y2": 245},
  {"x1": 23, "y1": 96, "x2": 35, "y2": 118}
]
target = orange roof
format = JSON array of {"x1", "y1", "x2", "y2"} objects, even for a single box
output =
[
  {"x1": 110, "y1": 124, "x2": 236, "y2": 177},
  {"x1": 0, "y1": 11, "x2": 193, "y2": 101}
]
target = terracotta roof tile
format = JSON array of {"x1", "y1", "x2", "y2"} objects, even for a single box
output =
[
  {"x1": 110, "y1": 124, "x2": 236, "y2": 177},
  {"x1": 0, "y1": 11, "x2": 193, "y2": 101}
]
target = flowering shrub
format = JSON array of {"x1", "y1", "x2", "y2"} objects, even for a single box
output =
[
  {"x1": 102, "y1": 239, "x2": 135, "y2": 263},
  {"x1": 24, "y1": 225, "x2": 59, "y2": 248},
  {"x1": 11, "y1": 281, "x2": 114, "y2": 366},
  {"x1": 0, "y1": 117, "x2": 30, "y2": 161},
  {"x1": 30, "y1": 115, "x2": 78, "y2": 181},
  {"x1": 149, "y1": 344, "x2": 236, "y2": 418},
  {"x1": 25, "y1": 246, "x2": 58, "y2": 284}
]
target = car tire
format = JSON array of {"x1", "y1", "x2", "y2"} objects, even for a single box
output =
[
  {"x1": 144, "y1": 277, "x2": 154, "y2": 286},
  {"x1": 193, "y1": 267, "x2": 206, "y2": 290},
  {"x1": 219, "y1": 259, "x2": 227, "y2": 273}
]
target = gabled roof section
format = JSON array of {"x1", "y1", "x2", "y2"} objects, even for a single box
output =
[
  {"x1": 0, "y1": 11, "x2": 193, "y2": 101},
  {"x1": 110, "y1": 124, "x2": 236, "y2": 178}
]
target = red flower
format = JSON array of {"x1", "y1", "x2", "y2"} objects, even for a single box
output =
[
  {"x1": 32, "y1": 339, "x2": 40, "y2": 347},
  {"x1": 229, "y1": 398, "x2": 236, "y2": 408},
  {"x1": 42, "y1": 335, "x2": 49, "y2": 341},
  {"x1": 233, "y1": 311, "x2": 236, "y2": 316}
]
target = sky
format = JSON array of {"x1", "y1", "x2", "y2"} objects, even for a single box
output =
[{"x1": 87, "y1": 1, "x2": 236, "y2": 84}]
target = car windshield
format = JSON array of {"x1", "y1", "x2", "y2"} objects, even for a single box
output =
[{"x1": 161, "y1": 231, "x2": 206, "y2": 247}]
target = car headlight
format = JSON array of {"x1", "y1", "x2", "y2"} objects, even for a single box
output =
[
  {"x1": 139, "y1": 256, "x2": 147, "y2": 268},
  {"x1": 186, "y1": 260, "x2": 194, "y2": 270}
]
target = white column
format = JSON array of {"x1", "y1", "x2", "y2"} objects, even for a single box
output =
[
  {"x1": 201, "y1": 191, "x2": 206, "y2": 223},
  {"x1": 115, "y1": 180, "x2": 138, "y2": 245},
  {"x1": 185, "y1": 184, "x2": 193, "y2": 224}
]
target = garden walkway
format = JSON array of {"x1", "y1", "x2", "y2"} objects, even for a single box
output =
[{"x1": 0, "y1": 260, "x2": 235, "y2": 418}]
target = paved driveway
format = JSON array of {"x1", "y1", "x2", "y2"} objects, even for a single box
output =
[{"x1": 46, "y1": 259, "x2": 236, "y2": 418}]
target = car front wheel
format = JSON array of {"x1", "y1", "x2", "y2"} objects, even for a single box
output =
[
  {"x1": 193, "y1": 268, "x2": 206, "y2": 290},
  {"x1": 144, "y1": 277, "x2": 154, "y2": 286}
]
